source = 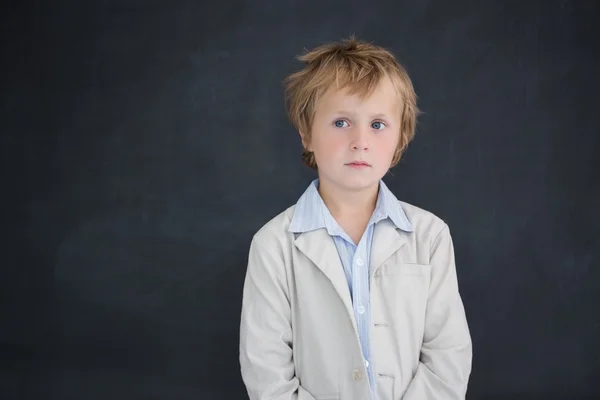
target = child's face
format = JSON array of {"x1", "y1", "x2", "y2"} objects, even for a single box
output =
[{"x1": 302, "y1": 76, "x2": 401, "y2": 195}]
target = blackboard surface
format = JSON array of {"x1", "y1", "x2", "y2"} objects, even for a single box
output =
[{"x1": 1, "y1": 0, "x2": 599, "y2": 399}]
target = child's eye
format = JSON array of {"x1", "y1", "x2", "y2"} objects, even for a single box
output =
[
  {"x1": 372, "y1": 121, "x2": 387, "y2": 130},
  {"x1": 334, "y1": 120, "x2": 349, "y2": 128}
]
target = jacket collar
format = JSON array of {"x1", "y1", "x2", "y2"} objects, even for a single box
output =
[{"x1": 288, "y1": 178, "x2": 413, "y2": 235}]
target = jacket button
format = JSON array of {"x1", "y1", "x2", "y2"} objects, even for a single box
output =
[{"x1": 352, "y1": 369, "x2": 362, "y2": 381}]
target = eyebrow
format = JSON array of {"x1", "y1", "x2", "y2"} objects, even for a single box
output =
[
  {"x1": 333, "y1": 111, "x2": 391, "y2": 119},
  {"x1": 369, "y1": 113, "x2": 390, "y2": 120}
]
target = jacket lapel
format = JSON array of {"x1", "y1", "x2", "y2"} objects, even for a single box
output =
[
  {"x1": 293, "y1": 229, "x2": 355, "y2": 324},
  {"x1": 370, "y1": 219, "x2": 406, "y2": 276},
  {"x1": 292, "y1": 219, "x2": 407, "y2": 327}
]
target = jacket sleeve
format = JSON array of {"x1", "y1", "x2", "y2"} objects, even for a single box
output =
[
  {"x1": 239, "y1": 235, "x2": 317, "y2": 400},
  {"x1": 402, "y1": 223, "x2": 472, "y2": 400}
]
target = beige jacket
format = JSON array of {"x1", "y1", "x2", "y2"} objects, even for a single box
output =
[{"x1": 239, "y1": 201, "x2": 472, "y2": 400}]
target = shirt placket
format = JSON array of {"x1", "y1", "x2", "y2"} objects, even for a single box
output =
[{"x1": 353, "y1": 234, "x2": 374, "y2": 394}]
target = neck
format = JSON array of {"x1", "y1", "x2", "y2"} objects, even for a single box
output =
[{"x1": 317, "y1": 178, "x2": 379, "y2": 220}]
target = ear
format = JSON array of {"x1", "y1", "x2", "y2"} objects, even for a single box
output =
[{"x1": 299, "y1": 131, "x2": 312, "y2": 152}]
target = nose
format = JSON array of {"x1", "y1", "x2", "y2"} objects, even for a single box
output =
[{"x1": 350, "y1": 126, "x2": 369, "y2": 151}]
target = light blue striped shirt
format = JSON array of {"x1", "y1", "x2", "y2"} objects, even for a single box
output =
[{"x1": 288, "y1": 178, "x2": 413, "y2": 397}]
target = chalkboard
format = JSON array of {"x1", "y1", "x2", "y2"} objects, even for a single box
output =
[{"x1": 1, "y1": 0, "x2": 599, "y2": 399}]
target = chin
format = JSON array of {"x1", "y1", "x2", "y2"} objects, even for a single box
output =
[
  {"x1": 320, "y1": 168, "x2": 385, "y2": 191},
  {"x1": 338, "y1": 176, "x2": 381, "y2": 192}
]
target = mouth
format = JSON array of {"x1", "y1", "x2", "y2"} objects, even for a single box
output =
[{"x1": 345, "y1": 161, "x2": 371, "y2": 168}]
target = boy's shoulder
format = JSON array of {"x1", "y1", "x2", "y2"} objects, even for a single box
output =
[
  {"x1": 251, "y1": 205, "x2": 297, "y2": 246},
  {"x1": 398, "y1": 199, "x2": 447, "y2": 228},
  {"x1": 396, "y1": 199, "x2": 450, "y2": 243}
]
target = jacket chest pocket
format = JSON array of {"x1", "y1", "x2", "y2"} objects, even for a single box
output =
[
  {"x1": 373, "y1": 263, "x2": 431, "y2": 324},
  {"x1": 376, "y1": 373, "x2": 395, "y2": 400}
]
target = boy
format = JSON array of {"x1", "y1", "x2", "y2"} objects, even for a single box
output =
[{"x1": 239, "y1": 37, "x2": 472, "y2": 400}]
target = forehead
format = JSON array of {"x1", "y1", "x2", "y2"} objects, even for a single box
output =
[{"x1": 315, "y1": 76, "x2": 401, "y2": 116}]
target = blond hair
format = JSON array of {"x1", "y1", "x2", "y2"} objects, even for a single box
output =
[{"x1": 283, "y1": 36, "x2": 419, "y2": 169}]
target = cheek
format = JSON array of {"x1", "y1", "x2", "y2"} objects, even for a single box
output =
[
  {"x1": 313, "y1": 134, "x2": 345, "y2": 155},
  {"x1": 375, "y1": 136, "x2": 399, "y2": 160}
]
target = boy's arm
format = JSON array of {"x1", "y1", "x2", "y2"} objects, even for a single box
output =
[
  {"x1": 402, "y1": 223, "x2": 472, "y2": 400},
  {"x1": 239, "y1": 235, "x2": 317, "y2": 400}
]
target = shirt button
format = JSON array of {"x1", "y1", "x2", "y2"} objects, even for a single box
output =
[
  {"x1": 352, "y1": 369, "x2": 363, "y2": 381},
  {"x1": 357, "y1": 305, "x2": 365, "y2": 314},
  {"x1": 365, "y1": 360, "x2": 370, "y2": 368},
  {"x1": 356, "y1": 258, "x2": 364, "y2": 266}
]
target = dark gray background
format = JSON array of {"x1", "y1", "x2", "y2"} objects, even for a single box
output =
[{"x1": 1, "y1": 0, "x2": 599, "y2": 398}]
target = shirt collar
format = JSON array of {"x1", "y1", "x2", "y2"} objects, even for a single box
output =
[{"x1": 288, "y1": 179, "x2": 413, "y2": 234}]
